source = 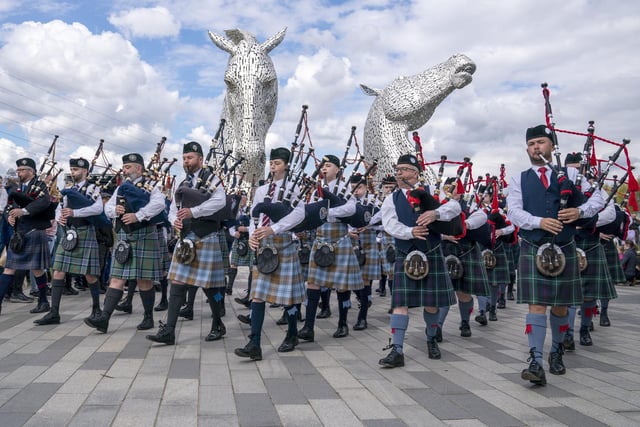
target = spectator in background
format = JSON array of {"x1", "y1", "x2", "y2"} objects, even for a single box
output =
[{"x1": 621, "y1": 240, "x2": 637, "y2": 286}]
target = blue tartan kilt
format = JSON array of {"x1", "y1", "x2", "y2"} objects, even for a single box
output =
[
  {"x1": 517, "y1": 239, "x2": 583, "y2": 306},
  {"x1": 442, "y1": 239, "x2": 490, "y2": 296},
  {"x1": 6, "y1": 228, "x2": 50, "y2": 271},
  {"x1": 576, "y1": 236, "x2": 618, "y2": 300},
  {"x1": 110, "y1": 225, "x2": 161, "y2": 281},
  {"x1": 251, "y1": 233, "x2": 306, "y2": 305},
  {"x1": 392, "y1": 242, "x2": 457, "y2": 309},
  {"x1": 218, "y1": 231, "x2": 230, "y2": 271},
  {"x1": 379, "y1": 232, "x2": 395, "y2": 276},
  {"x1": 229, "y1": 237, "x2": 254, "y2": 267},
  {"x1": 601, "y1": 238, "x2": 626, "y2": 285},
  {"x1": 353, "y1": 229, "x2": 381, "y2": 282},
  {"x1": 307, "y1": 222, "x2": 363, "y2": 291},
  {"x1": 157, "y1": 228, "x2": 171, "y2": 273},
  {"x1": 485, "y1": 242, "x2": 511, "y2": 285},
  {"x1": 168, "y1": 231, "x2": 225, "y2": 288},
  {"x1": 52, "y1": 225, "x2": 100, "y2": 276}
]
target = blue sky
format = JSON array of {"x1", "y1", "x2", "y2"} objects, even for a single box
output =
[{"x1": 0, "y1": 0, "x2": 639, "y2": 186}]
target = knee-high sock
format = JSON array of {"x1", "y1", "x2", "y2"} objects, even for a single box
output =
[
  {"x1": 13, "y1": 269, "x2": 27, "y2": 294},
  {"x1": 567, "y1": 305, "x2": 576, "y2": 337},
  {"x1": 159, "y1": 277, "x2": 168, "y2": 303},
  {"x1": 459, "y1": 299, "x2": 474, "y2": 323},
  {"x1": 423, "y1": 310, "x2": 440, "y2": 341},
  {"x1": 35, "y1": 273, "x2": 49, "y2": 304},
  {"x1": 203, "y1": 288, "x2": 223, "y2": 327},
  {"x1": 249, "y1": 301, "x2": 265, "y2": 346},
  {"x1": 88, "y1": 280, "x2": 101, "y2": 308},
  {"x1": 50, "y1": 278, "x2": 65, "y2": 313},
  {"x1": 166, "y1": 284, "x2": 187, "y2": 328},
  {"x1": 581, "y1": 300, "x2": 597, "y2": 329},
  {"x1": 303, "y1": 288, "x2": 320, "y2": 330},
  {"x1": 477, "y1": 295, "x2": 488, "y2": 313},
  {"x1": 357, "y1": 286, "x2": 371, "y2": 321},
  {"x1": 337, "y1": 291, "x2": 351, "y2": 327},
  {"x1": 550, "y1": 312, "x2": 569, "y2": 353},
  {"x1": 227, "y1": 268, "x2": 238, "y2": 289},
  {"x1": 103, "y1": 287, "x2": 124, "y2": 318},
  {"x1": 379, "y1": 274, "x2": 387, "y2": 292},
  {"x1": 125, "y1": 279, "x2": 137, "y2": 304},
  {"x1": 0, "y1": 273, "x2": 13, "y2": 304},
  {"x1": 489, "y1": 285, "x2": 499, "y2": 308},
  {"x1": 438, "y1": 305, "x2": 450, "y2": 327},
  {"x1": 320, "y1": 287, "x2": 331, "y2": 311},
  {"x1": 285, "y1": 304, "x2": 299, "y2": 337},
  {"x1": 185, "y1": 285, "x2": 198, "y2": 307},
  {"x1": 139, "y1": 288, "x2": 155, "y2": 317},
  {"x1": 499, "y1": 283, "x2": 507, "y2": 299},
  {"x1": 508, "y1": 273, "x2": 515, "y2": 293},
  {"x1": 246, "y1": 270, "x2": 253, "y2": 295},
  {"x1": 525, "y1": 313, "x2": 547, "y2": 367},
  {"x1": 600, "y1": 298, "x2": 610, "y2": 313},
  {"x1": 390, "y1": 313, "x2": 409, "y2": 354}
]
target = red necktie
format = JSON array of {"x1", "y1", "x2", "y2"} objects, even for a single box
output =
[
  {"x1": 538, "y1": 167, "x2": 549, "y2": 189},
  {"x1": 261, "y1": 183, "x2": 276, "y2": 227}
]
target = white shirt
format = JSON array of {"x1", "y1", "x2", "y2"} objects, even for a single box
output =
[
  {"x1": 0, "y1": 187, "x2": 7, "y2": 211},
  {"x1": 249, "y1": 178, "x2": 305, "y2": 235}
]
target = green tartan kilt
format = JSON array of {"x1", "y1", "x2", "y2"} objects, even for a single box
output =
[
  {"x1": 378, "y1": 232, "x2": 395, "y2": 276},
  {"x1": 601, "y1": 238, "x2": 626, "y2": 285},
  {"x1": 516, "y1": 239, "x2": 583, "y2": 306},
  {"x1": 503, "y1": 242, "x2": 516, "y2": 274},
  {"x1": 576, "y1": 236, "x2": 618, "y2": 300},
  {"x1": 110, "y1": 225, "x2": 161, "y2": 281},
  {"x1": 352, "y1": 229, "x2": 381, "y2": 282},
  {"x1": 485, "y1": 241, "x2": 511, "y2": 285},
  {"x1": 168, "y1": 231, "x2": 225, "y2": 288},
  {"x1": 52, "y1": 225, "x2": 100, "y2": 276},
  {"x1": 442, "y1": 239, "x2": 490, "y2": 296},
  {"x1": 157, "y1": 228, "x2": 172, "y2": 273},
  {"x1": 229, "y1": 237, "x2": 254, "y2": 267},
  {"x1": 392, "y1": 242, "x2": 457, "y2": 309},
  {"x1": 218, "y1": 231, "x2": 230, "y2": 271}
]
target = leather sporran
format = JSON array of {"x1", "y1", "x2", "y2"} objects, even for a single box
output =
[
  {"x1": 385, "y1": 244, "x2": 396, "y2": 263},
  {"x1": 61, "y1": 228, "x2": 78, "y2": 251},
  {"x1": 175, "y1": 238, "x2": 196, "y2": 265},
  {"x1": 9, "y1": 232, "x2": 25, "y2": 254},
  {"x1": 257, "y1": 245, "x2": 279, "y2": 274},
  {"x1": 298, "y1": 244, "x2": 311, "y2": 265},
  {"x1": 236, "y1": 240, "x2": 249, "y2": 257},
  {"x1": 354, "y1": 244, "x2": 366, "y2": 266},
  {"x1": 482, "y1": 249, "x2": 497, "y2": 270},
  {"x1": 404, "y1": 250, "x2": 429, "y2": 280},
  {"x1": 576, "y1": 247, "x2": 588, "y2": 272},
  {"x1": 313, "y1": 242, "x2": 335, "y2": 268},
  {"x1": 445, "y1": 254, "x2": 464, "y2": 280},
  {"x1": 535, "y1": 242, "x2": 566, "y2": 277},
  {"x1": 114, "y1": 240, "x2": 132, "y2": 264}
]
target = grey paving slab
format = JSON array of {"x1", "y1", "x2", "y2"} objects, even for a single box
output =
[
  {"x1": 79, "y1": 351, "x2": 120, "y2": 370},
  {"x1": 67, "y1": 405, "x2": 119, "y2": 427},
  {"x1": 264, "y1": 378, "x2": 308, "y2": 405},
  {"x1": 168, "y1": 358, "x2": 200, "y2": 379},
  {"x1": 0, "y1": 383, "x2": 62, "y2": 414},
  {"x1": 404, "y1": 388, "x2": 474, "y2": 420},
  {"x1": 235, "y1": 393, "x2": 280, "y2": 427},
  {"x1": 538, "y1": 406, "x2": 609, "y2": 427}
]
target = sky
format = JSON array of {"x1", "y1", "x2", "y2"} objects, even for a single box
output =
[{"x1": 0, "y1": 0, "x2": 639, "y2": 189}]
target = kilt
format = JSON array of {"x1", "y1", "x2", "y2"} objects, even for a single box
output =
[
  {"x1": 168, "y1": 231, "x2": 225, "y2": 288},
  {"x1": 6, "y1": 228, "x2": 50, "y2": 271},
  {"x1": 307, "y1": 222, "x2": 363, "y2": 291},
  {"x1": 229, "y1": 237, "x2": 254, "y2": 267},
  {"x1": 379, "y1": 231, "x2": 395, "y2": 276},
  {"x1": 601, "y1": 238, "x2": 626, "y2": 285},
  {"x1": 503, "y1": 242, "x2": 516, "y2": 274},
  {"x1": 517, "y1": 239, "x2": 582, "y2": 306},
  {"x1": 353, "y1": 229, "x2": 381, "y2": 281},
  {"x1": 110, "y1": 225, "x2": 161, "y2": 281},
  {"x1": 251, "y1": 233, "x2": 306, "y2": 305},
  {"x1": 218, "y1": 231, "x2": 230, "y2": 271},
  {"x1": 157, "y1": 228, "x2": 172, "y2": 273},
  {"x1": 575, "y1": 236, "x2": 618, "y2": 300},
  {"x1": 485, "y1": 242, "x2": 511, "y2": 286},
  {"x1": 52, "y1": 225, "x2": 100, "y2": 275},
  {"x1": 442, "y1": 239, "x2": 490, "y2": 296},
  {"x1": 392, "y1": 242, "x2": 457, "y2": 309}
]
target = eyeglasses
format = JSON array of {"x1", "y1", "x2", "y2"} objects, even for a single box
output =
[
  {"x1": 16, "y1": 168, "x2": 32, "y2": 172},
  {"x1": 394, "y1": 167, "x2": 417, "y2": 174}
]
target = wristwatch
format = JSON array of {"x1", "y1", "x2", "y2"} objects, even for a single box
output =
[{"x1": 435, "y1": 210, "x2": 441, "y2": 220}]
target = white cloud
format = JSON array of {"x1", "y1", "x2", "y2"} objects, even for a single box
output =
[{"x1": 109, "y1": 6, "x2": 181, "y2": 39}]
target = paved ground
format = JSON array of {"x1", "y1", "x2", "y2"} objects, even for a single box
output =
[{"x1": 1, "y1": 269, "x2": 640, "y2": 427}]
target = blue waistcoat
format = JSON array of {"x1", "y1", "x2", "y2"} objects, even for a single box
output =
[{"x1": 393, "y1": 189, "x2": 441, "y2": 254}]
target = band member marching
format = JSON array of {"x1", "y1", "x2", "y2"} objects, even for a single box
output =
[
  {"x1": 147, "y1": 142, "x2": 228, "y2": 345},
  {"x1": 85, "y1": 153, "x2": 165, "y2": 333}
]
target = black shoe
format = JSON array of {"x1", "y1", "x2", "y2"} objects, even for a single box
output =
[
  {"x1": 270, "y1": 303, "x2": 282, "y2": 308},
  {"x1": 115, "y1": 301, "x2": 132, "y2": 314},
  {"x1": 234, "y1": 296, "x2": 251, "y2": 308},
  {"x1": 9, "y1": 293, "x2": 33, "y2": 303},
  {"x1": 154, "y1": 300, "x2": 168, "y2": 312},
  {"x1": 30, "y1": 302, "x2": 51, "y2": 314},
  {"x1": 34, "y1": 311, "x2": 60, "y2": 325},
  {"x1": 353, "y1": 319, "x2": 368, "y2": 331},
  {"x1": 225, "y1": 285, "x2": 233, "y2": 296},
  {"x1": 333, "y1": 325, "x2": 349, "y2": 338},
  {"x1": 316, "y1": 308, "x2": 331, "y2": 319},
  {"x1": 379, "y1": 290, "x2": 386, "y2": 297},
  {"x1": 548, "y1": 347, "x2": 566, "y2": 375},
  {"x1": 137, "y1": 313, "x2": 154, "y2": 330},
  {"x1": 234, "y1": 342, "x2": 262, "y2": 360},
  {"x1": 521, "y1": 358, "x2": 547, "y2": 385},
  {"x1": 475, "y1": 312, "x2": 488, "y2": 326},
  {"x1": 62, "y1": 287, "x2": 79, "y2": 296},
  {"x1": 237, "y1": 314, "x2": 251, "y2": 325},
  {"x1": 178, "y1": 305, "x2": 193, "y2": 320},
  {"x1": 434, "y1": 326, "x2": 443, "y2": 343},
  {"x1": 460, "y1": 320, "x2": 472, "y2": 337},
  {"x1": 374, "y1": 288, "x2": 382, "y2": 294},
  {"x1": 427, "y1": 338, "x2": 441, "y2": 359},
  {"x1": 600, "y1": 312, "x2": 611, "y2": 327},
  {"x1": 277, "y1": 334, "x2": 299, "y2": 352},
  {"x1": 29, "y1": 290, "x2": 39, "y2": 297},
  {"x1": 205, "y1": 322, "x2": 226, "y2": 341},
  {"x1": 379, "y1": 348, "x2": 405, "y2": 368},
  {"x1": 563, "y1": 334, "x2": 575, "y2": 352},
  {"x1": 298, "y1": 326, "x2": 315, "y2": 342},
  {"x1": 589, "y1": 323, "x2": 594, "y2": 331},
  {"x1": 507, "y1": 290, "x2": 514, "y2": 300},
  {"x1": 84, "y1": 313, "x2": 109, "y2": 333},
  {"x1": 276, "y1": 312, "x2": 288, "y2": 325},
  {"x1": 488, "y1": 307, "x2": 498, "y2": 322},
  {"x1": 146, "y1": 321, "x2": 175, "y2": 345},
  {"x1": 579, "y1": 326, "x2": 593, "y2": 346},
  {"x1": 497, "y1": 298, "x2": 506, "y2": 309}
]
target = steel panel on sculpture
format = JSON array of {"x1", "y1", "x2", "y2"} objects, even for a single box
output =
[
  {"x1": 361, "y1": 54, "x2": 476, "y2": 181},
  {"x1": 208, "y1": 28, "x2": 286, "y2": 177}
]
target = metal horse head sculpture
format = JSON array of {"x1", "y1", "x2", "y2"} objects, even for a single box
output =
[
  {"x1": 361, "y1": 54, "x2": 476, "y2": 180},
  {"x1": 208, "y1": 28, "x2": 286, "y2": 176}
]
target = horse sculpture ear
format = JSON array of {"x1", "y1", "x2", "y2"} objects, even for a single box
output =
[
  {"x1": 260, "y1": 27, "x2": 287, "y2": 53},
  {"x1": 360, "y1": 84, "x2": 381, "y2": 97},
  {"x1": 208, "y1": 30, "x2": 236, "y2": 55}
]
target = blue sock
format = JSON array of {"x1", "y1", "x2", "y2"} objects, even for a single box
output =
[
  {"x1": 550, "y1": 312, "x2": 569, "y2": 353},
  {"x1": 438, "y1": 305, "x2": 450, "y2": 327},
  {"x1": 390, "y1": 314, "x2": 409, "y2": 354},
  {"x1": 581, "y1": 300, "x2": 597, "y2": 329},
  {"x1": 249, "y1": 301, "x2": 265, "y2": 346},
  {"x1": 499, "y1": 283, "x2": 507, "y2": 299},
  {"x1": 525, "y1": 313, "x2": 547, "y2": 367},
  {"x1": 567, "y1": 305, "x2": 576, "y2": 337},
  {"x1": 477, "y1": 296, "x2": 488, "y2": 313},
  {"x1": 423, "y1": 310, "x2": 440, "y2": 341},
  {"x1": 490, "y1": 285, "x2": 499, "y2": 307},
  {"x1": 459, "y1": 299, "x2": 474, "y2": 323},
  {"x1": 600, "y1": 298, "x2": 609, "y2": 311}
]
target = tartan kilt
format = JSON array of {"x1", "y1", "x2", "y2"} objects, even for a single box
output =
[
  {"x1": 168, "y1": 231, "x2": 225, "y2": 288},
  {"x1": 379, "y1": 232, "x2": 395, "y2": 276},
  {"x1": 157, "y1": 228, "x2": 172, "y2": 273},
  {"x1": 576, "y1": 237, "x2": 618, "y2": 300},
  {"x1": 110, "y1": 225, "x2": 161, "y2": 281},
  {"x1": 442, "y1": 239, "x2": 490, "y2": 296},
  {"x1": 485, "y1": 242, "x2": 511, "y2": 285},
  {"x1": 517, "y1": 239, "x2": 583, "y2": 306},
  {"x1": 307, "y1": 222, "x2": 363, "y2": 292},
  {"x1": 229, "y1": 237, "x2": 254, "y2": 267},
  {"x1": 52, "y1": 225, "x2": 100, "y2": 276},
  {"x1": 6, "y1": 228, "x2": 50, "y2": 271},
  {"x1": 503, "y1": 242, "x2": 516, "y2": 274},
  {"x1": 353, "y1": 229, "x2": 381, "y2": 282},
  {"x1": 218, "y1": 231, "x2": 230, "y2": 271},
  {"x1": 251, "y1": 233, "x2": 305, "y2": 305},
  {"x1": 601, "y1": 238, "x2": 626, "y2": 285},
  {"x1": 392, "y1": 242, "x2": 457, "y2": 309}
]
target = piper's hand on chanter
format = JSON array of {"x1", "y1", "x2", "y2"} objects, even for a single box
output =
[
  {"x1": 115, "y1": 204, "x2": 126, "y2": 216},
  {"x1": 442, "y1": 234, "x2": 459, "y2": 243},
  {"x1": 61, "y1": 207, "x2": 74, "y2": 219},
  {"x1": 173, "y1": 218, "x2": 183, "y2": 231},
  {"x1": 8, "y1": 207, "x2": 25, "y2": 220},
  {"x1": 416, "y1": 210, "x2": 438, "y2": 227},
  {"x1": 348, "y1": 230, "x2": 359, "y2": 239},
  {"x1": 540, "y1": 217, "x2": 563, "y2": 235},
  {"x1": 121, "y1": 213, "x2": 139, "y2": 225},
  {"x1": 599, "y1": 233, "x2": 614, "y2": 241},
  {"x1": 249, "y1": 234, "x2": 260, "y2": 251},
  {"x1": 558, "y1": 207, "x2": 580, "y2": 224},
  {"x1": 254, "y1": 226, "x2": 274, "y2": 241},
  {"x1": 411, "y1": 224, "x2": 429, "y2": 240},
  {"x1": 176, "y1": 208, "x2": 193, "y2": 220}
]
